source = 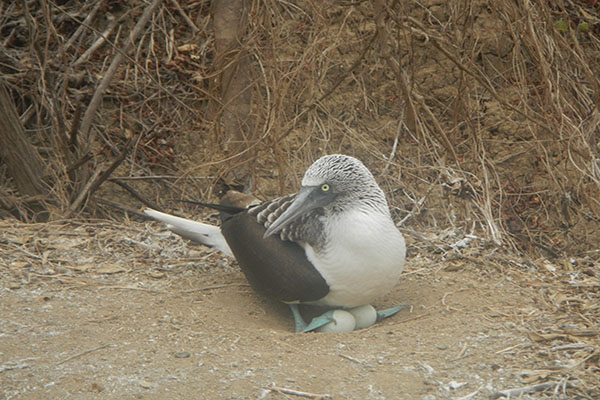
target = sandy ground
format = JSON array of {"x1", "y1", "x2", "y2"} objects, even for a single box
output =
[{"x1": 1, "y1": 219, "x2": 598, "y2": 399}]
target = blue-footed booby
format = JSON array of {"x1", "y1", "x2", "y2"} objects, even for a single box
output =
[{"x1": 145, "y1": 154, "x2": 406, "y2": 332}]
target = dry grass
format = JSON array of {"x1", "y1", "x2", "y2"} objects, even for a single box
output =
[{"x1": 1, "y1": 0, "x2": 599, "y2": 259}]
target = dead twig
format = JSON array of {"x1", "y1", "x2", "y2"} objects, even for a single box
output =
[
  {"x1": 392, "y1": 313, "x2": 429, "y2": 324},
  {"x1": 110, "y1": 179, "x2": 163, "y2": 211},
  {"x1": 56, "y1": 343, "x2": 115, "y2": 366},
  {"x1": 183, "y1": 283, "x2": 251, "y2": 294},
  {"x1": 339, "y1": 354, "x2": 363, "y2": 364},
  {"x1": 72, "y1": 17, "x2": 119, "y2": 66},
  {"x1": 96, "y1": 198, "x2": 148, "y2": 218},
  {"x1": 63, "y1": 0, "x2": 104, "y2": 50},
  {"x1": 489, "y1": 381, "x2": 563, "y2": 399},
  {"x1": 71, "y1": 135, "x2": 137, "y2": 213},
  {"x1": 169, "y1": 0, "x2": 199, "y2": 33},
  {"x1": 108, "y1": 175, "x2": 215, "y2": 181},
  {"x1": 268, "y1": 385, "x2": 331, "y2": 399},
  {"x1": 98, "y1": 285, "x2": 165, "y2": 293},
  {"x1": 455, "y1": 390, "x2": 480, "y2": 400},
  {"x1": 451, "y1": 342, "x2": 469, "y2": 361},
  {"x1": 69, "y1": 166, "x2": 103, "y2": 212}
]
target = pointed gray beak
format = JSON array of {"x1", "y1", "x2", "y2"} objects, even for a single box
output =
[{"x1": 264, "y1": 185, "x2": 336, "y2": 238}]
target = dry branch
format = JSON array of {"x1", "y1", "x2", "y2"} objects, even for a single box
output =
[
  {"x1": 69, "y1": 167, "x2": 103, "y2": 212},
  {"x1": 110, "y1": 179, "x2": 163, "y2": 211},
  {"x1": 80, "y1": 0, "x2": 163, "y2": 150},
  {"x1": 0, "y1": 82, "x2": 46, "y2": 197},
  {"x1": 268, "y1": 385, "x2": 331, "y2": 399},
  {"x1": 56, "y1": 344, "x2": 114, "y2": 366},
  {"x1": 210, "y1": 0, "x2": 255, "y2": 187},
  {"x1": 70, "y1": 136, "x2": 137, "y2": 213},
  {"x1": 64, "y1": 0, "x2": 104, "y2": 51},
  {"x1": 72, "y1": 17, "x2": 119, "y2": 67},
  {"x1": 170, "y1": 0, "x2": 199, "y2": 33}
]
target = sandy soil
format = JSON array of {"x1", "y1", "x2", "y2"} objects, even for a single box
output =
[{"x1": 1, "y1": 219, "x2": 598, "y2": 400}]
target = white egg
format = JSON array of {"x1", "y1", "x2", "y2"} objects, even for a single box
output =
[
  {"x1": 315, "y1": 310, "x2": 356, "y2": 333},
  {"x1": 348, "y1": 304, "x2": 377, "y2": 329}
]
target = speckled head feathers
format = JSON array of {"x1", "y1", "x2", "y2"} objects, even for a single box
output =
[
  {"x1": 302, "y1": 154, "x2": 389, "y2": 213},
  {"x1": 302, "y1": 155, "x2": 373, "y2": 185}
]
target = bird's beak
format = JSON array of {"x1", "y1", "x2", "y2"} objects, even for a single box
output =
[{"x1": 264, "y1": 185, "x2": 335, "y2": 238}]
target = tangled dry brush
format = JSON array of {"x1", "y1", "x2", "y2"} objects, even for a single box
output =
[{"x1": 1, "y1": 0, "x2": 599, "y2": 260}]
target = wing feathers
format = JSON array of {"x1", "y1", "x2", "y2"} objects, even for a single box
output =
[
  {"x1": 145, "y1": 195, "x2": 331, "y2": 303},
  {"x1": 144, "y1": 208, "x2": 233, "y2": 257},
  {"x1": 221, "y1": 211, "x2": 329, "y2": 303}
]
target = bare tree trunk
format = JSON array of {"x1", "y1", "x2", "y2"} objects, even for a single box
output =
[
  {"x1": 211, "y1": 0, "x2": 255, "y2": 189},
  {"x1": 0, "y1": 82, "x2": 46, "y2": 196}
]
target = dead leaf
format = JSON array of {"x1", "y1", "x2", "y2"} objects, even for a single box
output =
[
  {"x1": 9, "y1": 261, "x2": 29, "y2": 269},
  {"x1": 147, "y1": 270, "x2": 166, "y2": 279},
  {"x1": 521, "y1": 372, "x2": 550, "y2": 384},
  {"x1": 528, "y1": 332, "x2": 567, "y2": 342},
  {"x1": 562, "y1": 329, "x2": 598, "y2": 337},
  {"x1": 177, "y1": 44, "x2": 197, "y2": 52},
  {"x1": 68, "y1": 264, "x2": 93, "y2": 272},
  {"x1": 550, "y1": 292, "x2": 582, "y2": 307},
  {"x1": 96, "y1": 265, "x2": 127, "y2": 274},
  {"x1": 443, "y1": 261, "x2": 465, "y2": 271}
]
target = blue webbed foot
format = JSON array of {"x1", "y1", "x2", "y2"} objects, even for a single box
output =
[
  {"x1": 288, "y1": 305, "x2": 356, "y2": 333},
  {"x1": 289, "y1": 304, "x2": 407, "y2": 332},
  {"x1": 376, "y1": 304, "x2": 408, "y2": 322},
  {"x1": 302, "y1": 310, "x2": 336, "y2": 332},
  {"x1": 288, "y1": 304, "x2": 309, "y2": 333}
]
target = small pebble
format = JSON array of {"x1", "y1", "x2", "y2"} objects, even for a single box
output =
[
  {"x1": 139, "y1": 380, "x2": 153, "y2": 389},
  {"x1": 174, "y1": 351, "x2": 190, "y2": 359},
  {"x1": 89, "y1": 382, "x2": 104, "y2": 393},
  {"x1": 419, "y1": 362, "x2": 436, "y2": 375},
  {"x1": 504, "y1": 322, "x2": 516, "y2": 329},
  {"x1": 446, "y1": 380, "x2": 467, "y2": 390}
]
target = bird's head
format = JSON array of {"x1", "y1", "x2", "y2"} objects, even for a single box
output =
[{"x1": 264, "y1": 155, "x2": 388, "y2": 237}]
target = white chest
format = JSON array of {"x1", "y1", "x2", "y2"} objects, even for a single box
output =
[{"x1": 303, "y1": 209, "x2": 406, "y2": 307}]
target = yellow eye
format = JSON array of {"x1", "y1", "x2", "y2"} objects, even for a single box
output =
[{"x1": 321, "y1": 183, "x2": 330, "y2": 192}]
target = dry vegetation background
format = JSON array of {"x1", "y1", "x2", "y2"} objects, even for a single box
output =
[
  {"x1": 1, "y1": 1, "x2": 600, "y2": 399},
  {"x1": 1, "y1": 0, "x2": 599, "y2": 261}
]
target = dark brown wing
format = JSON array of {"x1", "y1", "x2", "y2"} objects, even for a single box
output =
[{"x1": 221, "y1": 206, "x2": 329, "y2": 304}]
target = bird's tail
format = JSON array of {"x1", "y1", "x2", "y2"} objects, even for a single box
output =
[{"x1": 144, "y1": 208, "x2": 233, "y2": 257}]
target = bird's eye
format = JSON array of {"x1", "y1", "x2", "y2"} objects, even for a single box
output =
[{"x1": 321, "y1": 183, "x2": 330, "y2": 192}]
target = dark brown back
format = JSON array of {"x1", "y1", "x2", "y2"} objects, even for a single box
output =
[{"x1": 221, "y1": 211, "x2": 329, "y2": 303}]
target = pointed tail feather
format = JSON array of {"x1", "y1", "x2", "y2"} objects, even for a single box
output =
[{"x1": 144, "y1": 208, "x2": 233, "y2": 257}]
